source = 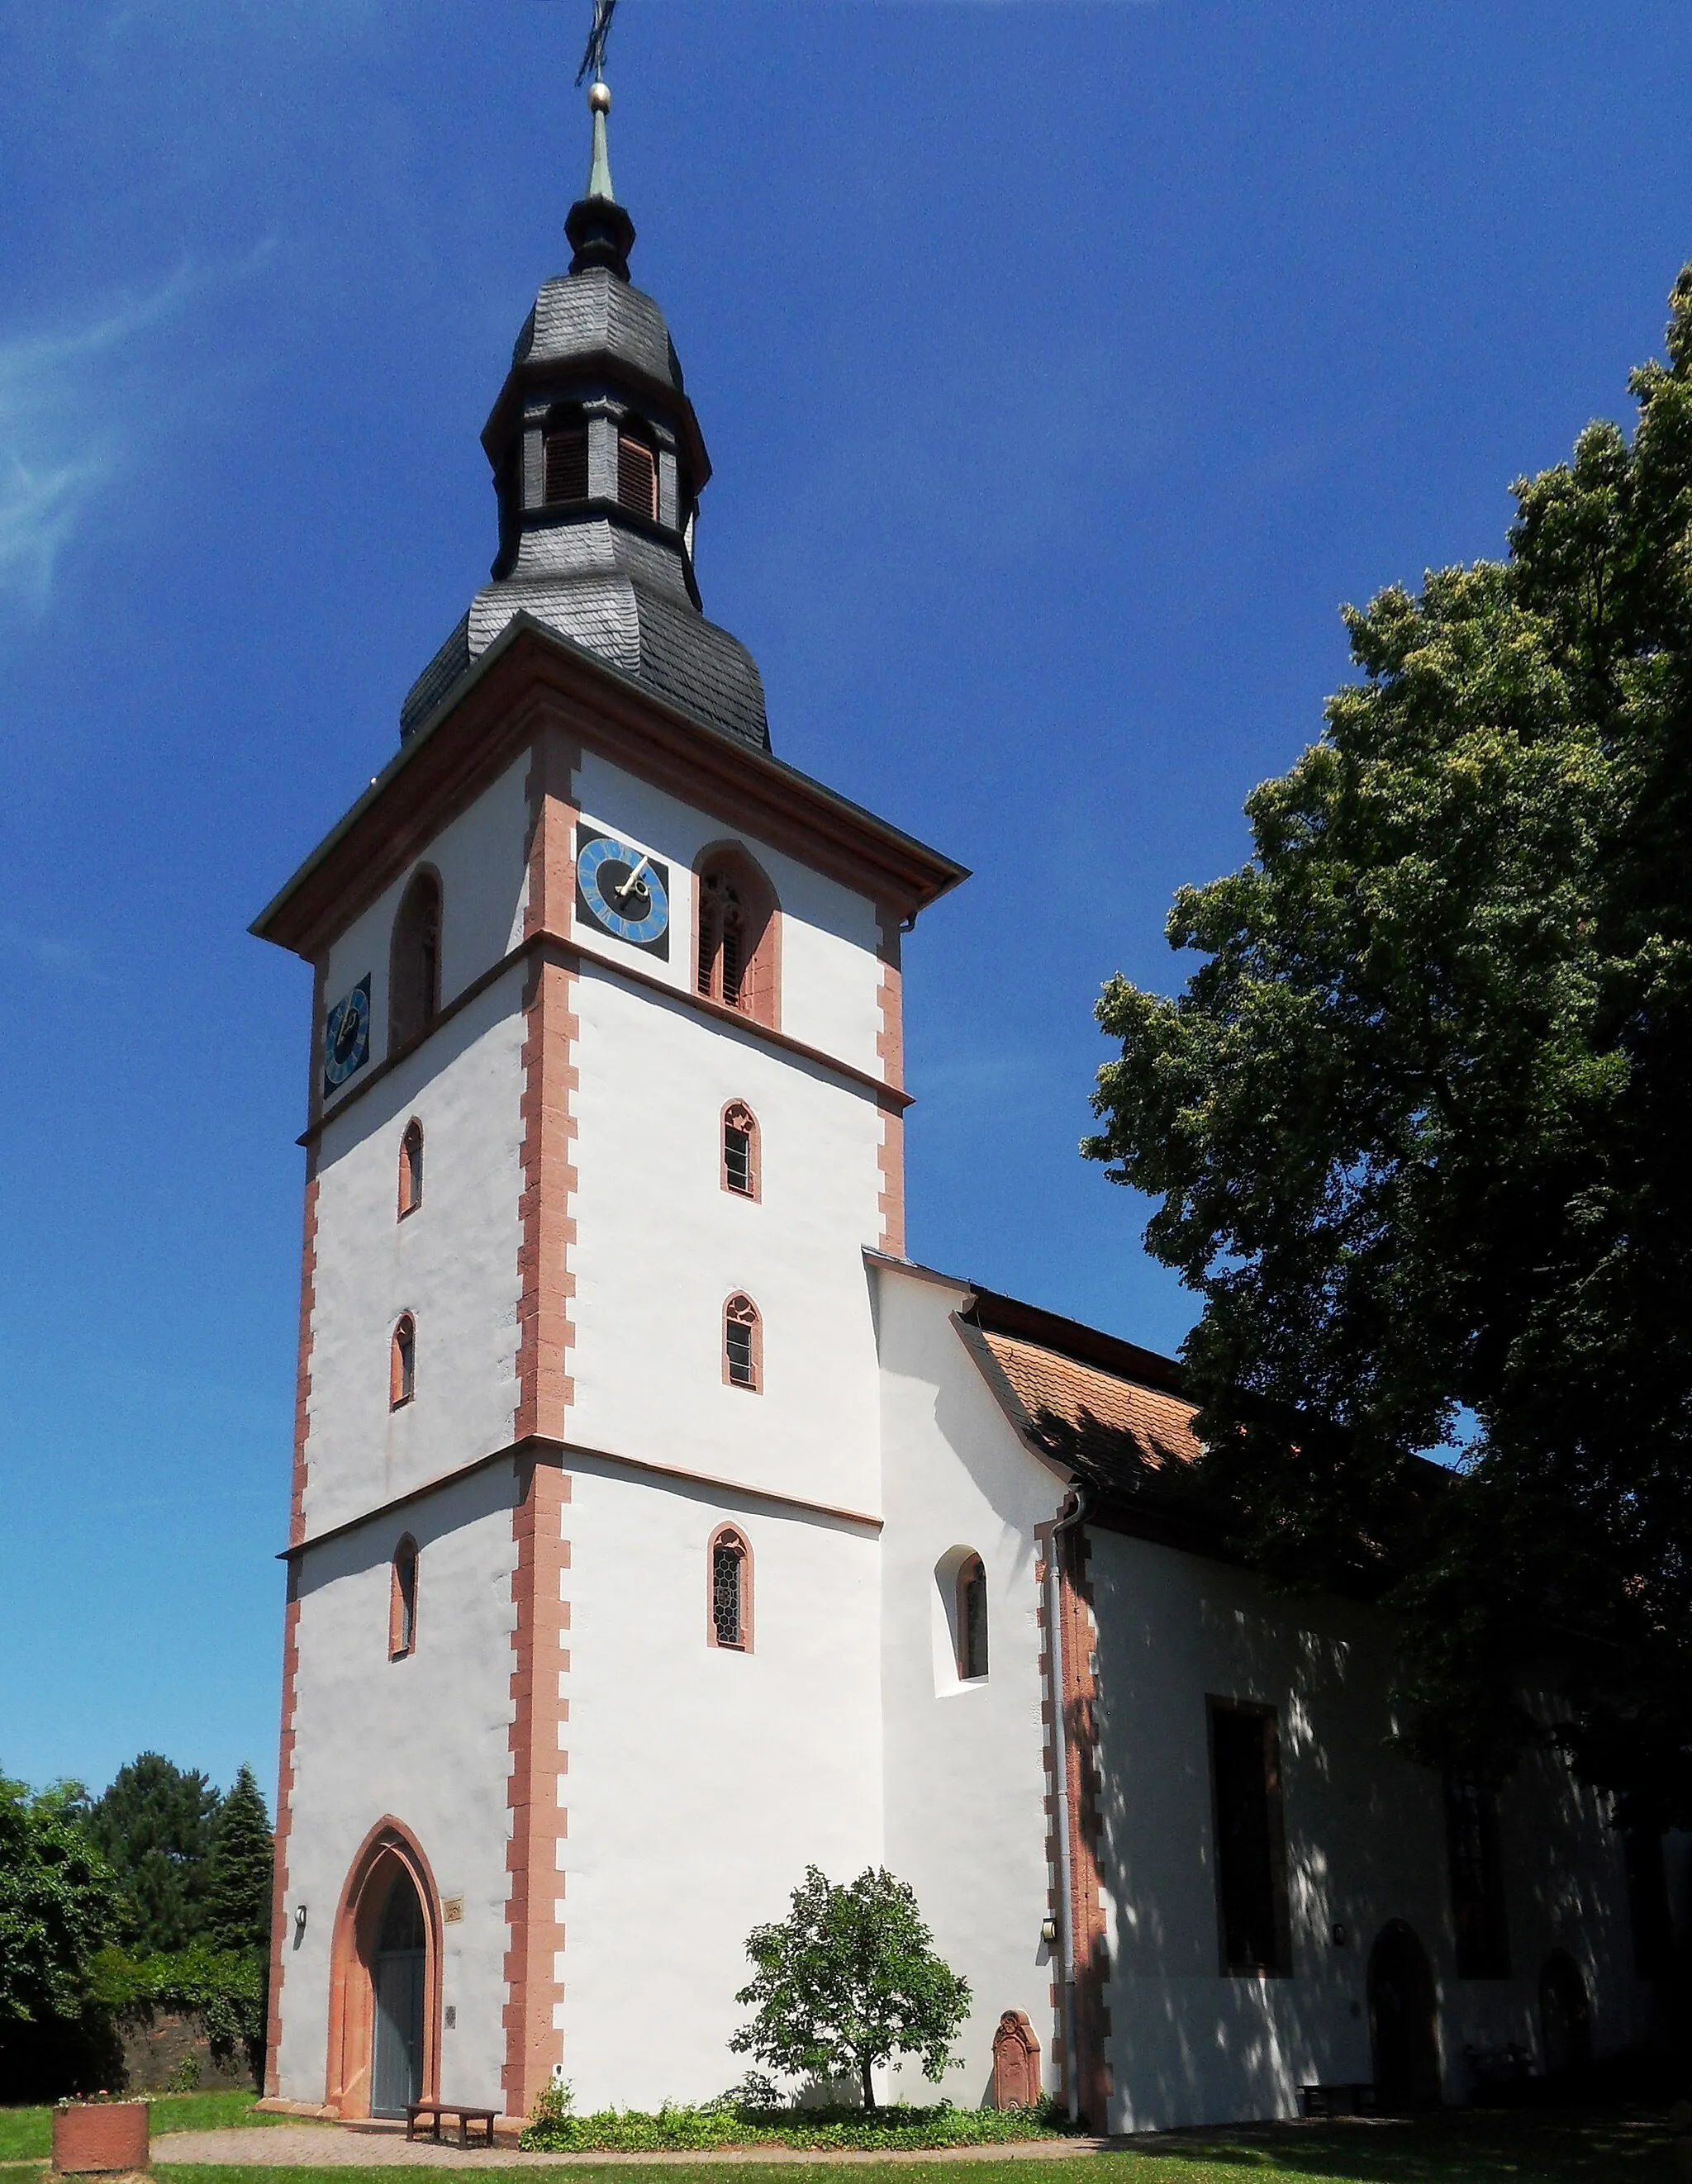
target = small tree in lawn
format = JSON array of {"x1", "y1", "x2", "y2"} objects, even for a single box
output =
[{"x1": 730, "y1": 1866, "x2": 970, "y2": 2115}]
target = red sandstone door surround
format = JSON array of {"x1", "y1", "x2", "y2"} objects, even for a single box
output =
[{"x1": 326, "y1": 1819, "x2": 444, "y2": 2119}]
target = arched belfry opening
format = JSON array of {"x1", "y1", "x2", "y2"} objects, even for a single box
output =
[{"x1": 326, "y1": 1822, "x2": 441, "y2": 2120}]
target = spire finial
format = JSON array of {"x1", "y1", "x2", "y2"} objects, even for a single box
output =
[
  {"x1": 565, "y1": 70, "x2": 636, "y2": 280},
  {"x1": 586, "y1": 77, "x2": 615, "y2": 202}
]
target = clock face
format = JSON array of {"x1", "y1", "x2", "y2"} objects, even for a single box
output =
[
  {"x1": 322, "y1": 976, "x2": 371, "y2": 1094},
  {"x1": 576, "y1": 828, "x2": 671, "y2": 957}
]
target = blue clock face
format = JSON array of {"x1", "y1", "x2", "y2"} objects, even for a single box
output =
[
  {"x1": 576, "y1": 828, "x2": 671, "y2": 957},
  {"x1": 323, "y1": 976, "x2": 371, "y2": 1095}
]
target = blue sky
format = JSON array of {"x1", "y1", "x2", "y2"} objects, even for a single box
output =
[{"x1": 2, "y1": 1, "x2": 1690, "y2": 1802}]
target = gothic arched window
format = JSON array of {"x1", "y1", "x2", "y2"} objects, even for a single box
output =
[
  {"x1": 957, "y1": 1554, "x2": 988, "y2": 1681},
  {"x1": 724, "y1": 1294, "x2": 761, "y2": 1392},
  {"x1": 544, "y1": 408, "x2": 589, "y2": 505},
  {"x1": 389, "y1": 870, "x2": 441, "y2": 1052},
  {"x1": 695, "y1": 847, "x2": 778, "y2": 1028},
  {"x1": 391, "y1": 1314, "x2": 416, "y2": 1409},
  {"x1": 709, "y1": 1526, "x2": 751, "y2": 1650},
  {"x1": 390, "y1": 1537, "x2": 419, "y2": 1659},
  {"x1": 722, "y1": 1103, "x2": 759, "y2": 1199},
  {"x1": 398, "y1": 1120, "x2": 424, "y2": 1218}
]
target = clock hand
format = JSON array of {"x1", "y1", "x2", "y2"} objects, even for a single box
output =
[{"x1": 615, "y1": 853, "x2": 651, "y2": 903}]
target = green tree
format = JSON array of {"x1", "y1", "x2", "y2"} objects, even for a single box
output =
[
  {"x1": 730, "y1": 1866, "x2": 970, "y2": 2115},
  {"x1": 1086, "y1": 264, "x2": 1692, "y2": 1821},
  {"x1": 0, "y1": 1767, "x2": 123, "y2": 2099},
  {"x1": 88, "y1": 1754, "x2": 220, "y2": 1952},
  {"x1": 204, "y1": 1765, "x2": 273, "y2": 1956}
]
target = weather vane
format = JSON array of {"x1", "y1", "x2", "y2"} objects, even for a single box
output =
[{"x1": 575, "y1": 0, "x2": 619, "y2": 86}]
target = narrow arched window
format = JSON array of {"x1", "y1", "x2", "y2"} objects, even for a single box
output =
[
  {"x1": 617, "y1": 429, "x2": 657, "y2": 520},
  {"x1": 544, "y1": 408, "x2": 589, "y2": 504},
  {"x1": 398, "y1": 1121, "x2": 424, "y2": 1218},
  {"x1": 724, "y1": 1294, "x2": 761, "y2": 1391},
  {"x1": 695, "y1": 848, "x2": 778, "y2": 1028},
  {"x1": 722, "y1": 1103, "x2": 759, "y2": 1199},
  {"x1": 709, "y1": 1527, "x2": 751, "y2": 1650},
  {"x1": 389, "y1": 870, "x2": 442, "y2": 1052},
  {"x1": 391, "y1": 1314, "x2": 416, "y2": 1409},
  {"x1": 390, "y1": 1537, "x2": 419, "y2": 1659},
  {"x1": 957, "y1": 1554, "x2": 988, "y2": 1680}
]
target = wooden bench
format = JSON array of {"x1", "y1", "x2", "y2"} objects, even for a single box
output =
[{"x1": 406, "y1": 2101, "x2": 497, "y2": 2148}]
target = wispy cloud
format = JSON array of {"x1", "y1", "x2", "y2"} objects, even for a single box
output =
[
  {"x1": 0, "y1": 923, "x2": 102, "y2": 980},
  {"x1": 0, "y1": 266, "x2": 197, "y2": 611}
]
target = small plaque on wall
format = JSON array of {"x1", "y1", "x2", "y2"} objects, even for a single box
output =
[{"x1": 442, "y1": 1895, "x2": 465, "y2": 1925}]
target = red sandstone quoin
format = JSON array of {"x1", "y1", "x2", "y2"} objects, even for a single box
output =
[{"x1": 51, "y1": 2101, "x2": 149, "y2": 2175}]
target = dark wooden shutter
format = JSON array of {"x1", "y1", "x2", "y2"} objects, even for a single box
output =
[
  {"x1": 617, "y1": 434, "x2": 657, "y2": 520},
  {"x1": 544, "y1": 427, "x2": 588, "y2": 505}
]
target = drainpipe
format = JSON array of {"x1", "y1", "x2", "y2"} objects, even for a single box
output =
[{"x1": 1045, "y1": 1484, "x2": 1087, "y2": 2122}]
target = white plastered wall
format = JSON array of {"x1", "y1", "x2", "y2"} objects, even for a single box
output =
[
  {"x1": 556, "y1": 1460, "x2": 882, "y2": 2110},
  {"x1": 566, "y1": 964, "x2": 886, "y2": 1517},
  {"x1": 305, "y1": 972, "x2": 526, "y2": 1533},
  {"x1": 873, "y1": 1263, "x2": 1066, "y2": 2108},
  {"x1": 1085, "y1": 1532, "x2": 1651, "y2": 2130},
  {"x1": 320, "y1": 751, "x2": 530, "y2": 1104},
  {"x1": 571, "y1": 751, "x2": 885, "y2": 1077},
  {"x1": 274, "y1": 1463, "x2": 520, "y2": 2107}
]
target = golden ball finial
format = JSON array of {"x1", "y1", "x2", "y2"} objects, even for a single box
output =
[{"x1": 588, "y1": 79, "x2": 611, "y2": 115}]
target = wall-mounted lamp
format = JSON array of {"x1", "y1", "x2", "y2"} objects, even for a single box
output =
[
  {"x1": 294, "y1": 1905, "x2": 309, "y2": 1940},
  {"x1": 1040, "y1": 1916, "x2": 1059, "y2": 1947},
  {"x1": 1331, "y1": 1921, "x2": 1347, "y2": 1949}
]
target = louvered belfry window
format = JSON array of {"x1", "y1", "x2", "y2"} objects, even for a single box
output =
[
  {"x1": 544, "y1": 425, "x2": 589, "y2": 505},
  {"x1": 698, "y1": 871, "x2": 747, "y2": 1007},
  {"x1": 617, "y1": 432, "x2": 658, "y2": 520}
]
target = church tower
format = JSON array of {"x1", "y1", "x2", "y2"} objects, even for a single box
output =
[{"x1": 254, "y1": 82, "x2": 964, "y2": 2120}]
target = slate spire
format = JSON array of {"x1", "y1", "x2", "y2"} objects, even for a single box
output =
[{"x1": 397, "y1": 76, "x2": 769, "y2": 753}]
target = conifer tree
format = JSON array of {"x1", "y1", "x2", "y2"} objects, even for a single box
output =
[
  {"x1": 87, "y1": 1754, "x2": 219, "y2": 1953},
  {"x1": 204, "y1": 1766, "x2": 273, "y2": 1957}
]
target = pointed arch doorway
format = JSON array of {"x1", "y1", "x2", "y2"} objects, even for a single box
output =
[
  {"x1": 326, "y1": 1821, "x2": 442, "y2": 2120},
  {"x1": 1367, "y1": 1920, "x2": 1441, "y2": 2110},
  {"x1": 371, "y1": 1868, "x2": 427, "y2": 2115}
]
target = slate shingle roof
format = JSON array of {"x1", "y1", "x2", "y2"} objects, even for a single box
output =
[{"x1": 513, "y1": 269, "x2": 682, "y2": 390}]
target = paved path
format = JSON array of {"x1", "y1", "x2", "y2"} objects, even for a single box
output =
[{"x1": 152, "y1": 2127, "x2": 1115, "y2": 2169}]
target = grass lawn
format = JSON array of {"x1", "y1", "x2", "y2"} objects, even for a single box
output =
[
  {"x1": 143, "y1": 2110, "x2": 1677, "y2": 2181},
  {"x1": 0, "y1": 2108, "x2": 1676, "y2": 2182},
  {"x1": 0, "y1": 2091, "x2": 283, "y2": 2165}
]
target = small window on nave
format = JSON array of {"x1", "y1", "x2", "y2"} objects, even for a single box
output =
[
  {"x1": 709, "y1": 1526, "x2": 751, "y2": 1650},
  {"x1": 956, "y1": 1554, "x2": 988, "y2": 1682},
  {"x1": 722, "y1": 1103, "x2": 759, "y2": 1199},
  {"x1": 398, "y1": 1121, "x2": 424, "y2": 1218},
  {"x1": 391, "y1": 1315, "x2": 416, "y2": 1409},
  {"x1": 724, "y1": 1294, "x2": 761, "y2": 1391}
]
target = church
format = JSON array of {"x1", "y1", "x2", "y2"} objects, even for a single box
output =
[{"x1": 254, "y1": 77, "x2": 1656, "y2": 2134}]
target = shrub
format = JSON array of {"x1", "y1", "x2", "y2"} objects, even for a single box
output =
[{"x1": 519, "y1": 2081, "x2": 1074, "y2": 2154}]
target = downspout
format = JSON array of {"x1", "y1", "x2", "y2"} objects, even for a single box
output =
[{"x1": 1045, "y1": 1484, "x2": 1087, "y2": 2121}]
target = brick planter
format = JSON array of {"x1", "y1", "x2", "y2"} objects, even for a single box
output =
[{"x1": 52, "y1": 2101, "x2": 150, "y2": 2174}]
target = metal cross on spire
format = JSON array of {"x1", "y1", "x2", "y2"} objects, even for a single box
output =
[{"x1": 575, "y1": 0, "x2": 619, "y2": 86}]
